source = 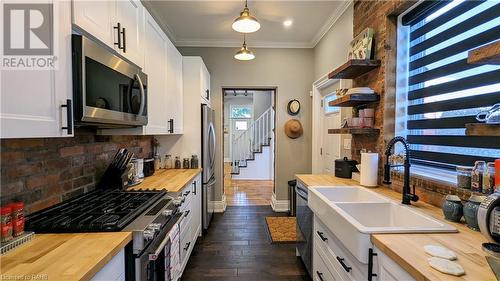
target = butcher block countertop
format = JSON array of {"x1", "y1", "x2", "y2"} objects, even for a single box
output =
[
  {"x1": 0, "y1": 232, "x2": 132, "y2": 281},
  {"x1": 128, "y1": 168, "x2": 202, "y2": 193},
  {"x1": 295, "y1": 174, "x2": 495, "y2": 281}
]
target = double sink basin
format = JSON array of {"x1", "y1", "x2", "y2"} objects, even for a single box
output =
[{"x1": 308, "y1": 186, "x2": 457, "y2": 263}]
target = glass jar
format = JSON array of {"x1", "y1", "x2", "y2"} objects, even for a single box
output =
[
  {"x1": 190, "y1": 155, "x2": 199, "y2": 169},
  {"x1": 456, "y1": 166, "x2": 473, "y2": 189},
  {"x1": 471, "y1": 161, "x2": 486, "y2": 193},
  {"x1": 10, "y1": 202, "x2": 24, "y2": 237},
  {"x1": 484, "y1": 162, "x2": 496, "y2": 194},
  {"x1": 164, "y1": 155, "x2": 173, "y2": 169},
  {"x1": 1, "y1": 206, "x2": 13, "y2": 242},
  {"x1": 174, "y1": 157, "x2": 181, "y2": 169},
  {"x1": 183, "y1": 158, "x2": 190, "y2": 169}
]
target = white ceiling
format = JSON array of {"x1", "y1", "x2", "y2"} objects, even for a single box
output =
[{"x1": 144, "y1": 0, "x2": 351, "y2": 48}]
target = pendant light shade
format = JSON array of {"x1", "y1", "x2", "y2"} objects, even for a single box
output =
[
  {"x1": 232, "y1": 1, "x2": 260, "y2": 33},
  {"x1": 234, "y1": 36, "x2": 255, "y2": 61}
]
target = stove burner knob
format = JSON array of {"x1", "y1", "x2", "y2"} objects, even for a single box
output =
[
  {"x1": 148, "y1": 223, "x2": 162, "y2": 231},
  {"x1": 162, "y1": 209, "x2": 173, "y2": 217},
  {"x1": 143, "y1": 230, "x2": 155, "y2": 241},
  {"x1": 173, "y1": 199, "x2": 183, "y2": 207}
]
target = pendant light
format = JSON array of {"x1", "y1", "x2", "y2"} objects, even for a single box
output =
[
  {"x1": 234, "y1": 35, "x2": 255, "y2": 61},
  {"x1": 232, "y1": 0, "x2": 260, "y2": 33}
]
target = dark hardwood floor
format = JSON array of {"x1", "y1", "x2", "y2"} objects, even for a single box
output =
[{"x1": 181, "y1": 206, "x2": 311, "y2": 281}]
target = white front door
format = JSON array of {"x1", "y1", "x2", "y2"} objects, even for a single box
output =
[
  {"x1": 230, "y1": 118, "x2": 250, "y2": 159},
  {"x1": 320, "y1": 95, "x2": 342, "y2": 174}
]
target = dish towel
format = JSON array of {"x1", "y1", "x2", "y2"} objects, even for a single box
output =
[{"x1": 167, "y1": 223, "x2": 181, "y2": 281}]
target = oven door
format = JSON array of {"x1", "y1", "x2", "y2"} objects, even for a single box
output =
[
  {"x1": 72, "y1": 35, "x2": 148, "y2": 127},
  {"x1": 134, "y1": 213, "x2": 183, "y2": 281}
]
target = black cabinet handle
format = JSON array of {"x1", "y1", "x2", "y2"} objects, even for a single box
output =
[
  {"x1": 184, "y1": 242, "x2": 191, "y2": 251},
  {"x1": 192, "y1": 181, "x2": 197, "y2": 195},
  {"x1": 168, "y1": 119, "x2": 174, "y2": 133},
  {"x1": 185, "y1": 210, "x2": 190, "y2": 217},
  {"x1": 61, "y1": 99, "x2": 73, "y2": 135},
  {"x1": 317, "y1": 231, "x2": 328, "y2": 242},
  {"x1": 121, "y1": 27, "x2": 126, "y2": 53},
  {"x1": 368, "y1": 248, "x2": 378, "y2": 281},
  {"x1": 206, "y1": 89, "x2": 210, "y2": 100},
  {"x1": 336, "y1": 256, "x2": 352, "y2": 272},
  {"x1": 316, "y1": 271, "x2": 325, "y2": 281},
  {"x1": 184, "y1": 190, "x2": 191, "y2": 196},
  {"x1": 113, "y1": 22, "x2": 122, "y2": 49}
]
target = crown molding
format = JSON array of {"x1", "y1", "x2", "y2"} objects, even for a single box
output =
[
  {"x1": 175, "y1": 39, "x2": 313, "y2": 49},
  {"x1": 310, "y1": 0, "x2": 352, "y2": 48}
]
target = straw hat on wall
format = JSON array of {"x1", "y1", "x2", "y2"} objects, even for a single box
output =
[{"x1": 284, "y1": 119, "x2": 303, "y2": 139}]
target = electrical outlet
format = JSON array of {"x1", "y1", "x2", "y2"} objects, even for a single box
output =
[{"x1": 343, "y1": 138, "x2": 352, "y2": 150}]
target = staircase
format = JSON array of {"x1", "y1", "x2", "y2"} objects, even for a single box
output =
[{"x1": 231, "y1": 107, "x2": 274, "y2": 175}]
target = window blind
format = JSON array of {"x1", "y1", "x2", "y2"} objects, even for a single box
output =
[{"x1": 404, "y1": 0, "x2": 500, "y2": 169}]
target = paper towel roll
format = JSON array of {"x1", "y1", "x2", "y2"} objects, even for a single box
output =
[{"x1": 360, "y1": 153, "x2": 379, "y2": 187}]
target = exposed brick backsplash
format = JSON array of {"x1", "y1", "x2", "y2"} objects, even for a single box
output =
[
  {"x1": 0, "y1": 128, "x2": 153, "y2": 214},
  {"x1": 351, "y1": 0, "x2": 475, "y2": 208}
]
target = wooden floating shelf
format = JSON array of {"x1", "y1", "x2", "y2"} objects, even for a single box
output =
[
  {"x1": 328, "y1": 128, "x2": 380, "y2": 135},
  {"x1": 467, "y1": 41, "x2": 500, "y2": 65},
  {"x1": 328, "y1": 59, "x2": 381, "y2": 79},
  {"x1": 465, "y1": 123, "x2": 500, "y2": 136},
  {"x1": 328, "y1": 93, "x2": 380, "y2": 107}
]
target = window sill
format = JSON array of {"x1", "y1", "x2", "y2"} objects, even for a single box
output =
[{"x1": 391, "y1": 164, "x2": 457, "y2": 187}]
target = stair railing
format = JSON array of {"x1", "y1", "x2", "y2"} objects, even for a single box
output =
[{"x1": 231, "y1": 107, "x2": 274, "y2": 173}]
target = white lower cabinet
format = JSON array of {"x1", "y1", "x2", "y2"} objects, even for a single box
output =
[
  {"x1": 91, "y1": 249, "x2": 125, "y2": 281},
  {"x1": 172, "y1": 174, "x2": 202, "y2": 278},
  {"x1": 313, "y1": 215, "x2": 415, "y2": 281}
]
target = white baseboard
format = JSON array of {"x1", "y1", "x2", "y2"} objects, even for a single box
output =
[
  {"x1": 271, "y1": 193, "x2": 289, "y2": 212},
  {"x1": 214, "y1": 194, "x2": 227, "y2": 213}
]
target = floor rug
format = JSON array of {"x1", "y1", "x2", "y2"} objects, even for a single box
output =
[{"x1": 265, "y1": 216, "x2": 297, "y2": 243}]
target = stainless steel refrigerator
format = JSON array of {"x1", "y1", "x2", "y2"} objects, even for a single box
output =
[{"x1": 201, "y1": 104, "x2": 216, "y2": 231}]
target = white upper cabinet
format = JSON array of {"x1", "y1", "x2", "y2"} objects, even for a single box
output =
[
  {"x1": 115, "y1": 0, "x2": 144, "y2": 67},
  {"x1": 72, "y1": 0, "x2": 114, "y2": 47},
  {"x1": 72, "y1": 0, "x2": 144, "y2": 68},
  {"x1": 166, "y1": 38, "x2": 184, "y2": 134},
  {"x1": 143, "y1": 10, "x2": 169, "y2": 135},
  {"x1": 201, "y1": 63, "x2": 211, "y2": 104},
  {"x1": 0, "y1": 0, "x2": 73, "y2": 139}
]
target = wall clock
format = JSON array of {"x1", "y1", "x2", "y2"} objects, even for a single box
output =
[{"x1": 287, "y1": 99, "x2": 301, "y2": 116}]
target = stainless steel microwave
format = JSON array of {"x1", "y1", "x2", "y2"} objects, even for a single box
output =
[{"x1": 72, "y1": 35, "x2": 148, "y2": 127}]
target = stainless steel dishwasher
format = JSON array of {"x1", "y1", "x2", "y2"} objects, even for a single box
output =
[{"x1": 296, "y1": 182, "x2": 313, "y2": 277}]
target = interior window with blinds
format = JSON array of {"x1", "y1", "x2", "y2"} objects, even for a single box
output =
[{"x1": 401, "y1": 0, "x2": 500, "y2": 169}]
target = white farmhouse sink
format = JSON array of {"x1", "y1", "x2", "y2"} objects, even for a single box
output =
[{"x1": 308, "y1": 186, "x2": 457, "y2": 263}]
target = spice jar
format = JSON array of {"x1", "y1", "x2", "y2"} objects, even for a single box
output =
[
  {"x1": 1, "y1": 206, "x2": 13, "y2": 242},
  {"x1": 456, "y1": 166, "x2": 473, "y2": 189},
  {"x1": 174, "y1": 156, "x2": 181, "y2": 169},
  {"x1": 190, "y1": 155, "x2": 199, "y2": 169},
  {"x1": 483, "y1": 162, "x2": 496, "y2": 194},
  {"x1": 10, "y1": 202, "x2": 24, "y2": 237},
  {"x1": 471, "y1": 161, "x2": 486, "y2": 192},
  {"x1": 164, "y1": 155, "x2": 173, "y2": 169},
  {"x1": 183, "y1": 158, "x2": 190, "y2": 169}
]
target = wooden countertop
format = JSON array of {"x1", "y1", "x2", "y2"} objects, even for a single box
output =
[
  {"x1": 0, "y1": 232, "x2": 132, "y2": 281},
  {"x1": 128, "y1": 168, "x2": 202, "y2": 193},
  {"x1": 295, "y1": 174, "x2": 496, "y2": 281}
]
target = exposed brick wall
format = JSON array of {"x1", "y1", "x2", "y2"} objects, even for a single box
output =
[
  {"x1": 351, "y1": 0, "x2": 469, "y2": 207},
  {"x1": 1, "y1": 129, "x2": 153, "y2": 214}
]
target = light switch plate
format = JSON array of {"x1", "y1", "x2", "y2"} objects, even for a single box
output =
[{"x1": 343, "y1": 138, "x2": 352, "y2": 150}]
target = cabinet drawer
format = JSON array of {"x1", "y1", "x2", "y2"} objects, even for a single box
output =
[
  {"x1": 314, "y1": 248, "x2": 344, "y2": 281},
  {"x1": 180, "y1": 217, "x2": 193, "y2": 265},
  {"x1": 314, "y1": 217, "x2": 367, "y2": 281}
]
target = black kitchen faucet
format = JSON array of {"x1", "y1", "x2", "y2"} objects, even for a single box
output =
[{"x1": 383, "y1": 136, "x2": 419, "y2": 205}]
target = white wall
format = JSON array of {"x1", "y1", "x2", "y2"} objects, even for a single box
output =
[{"x1": 253, "y1": 91, "x2": 273, "y2": 120}]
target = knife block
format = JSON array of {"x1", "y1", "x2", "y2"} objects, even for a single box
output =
[{"x1": 97, "y1": 165, "x2": 130, "y2": 190}]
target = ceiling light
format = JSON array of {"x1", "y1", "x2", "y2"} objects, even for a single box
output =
[
  {"x1": 283, "y1": 20, "x2": 293, "y2": 27},
  {"x1": 234, "y1": 35, "x2": 255, "y2": 61},
  {"x1": 232, "y1": 0, "x2": 260, "y2": 33}
]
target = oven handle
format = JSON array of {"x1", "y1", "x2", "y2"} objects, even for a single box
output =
[
  {"x1": 135, "y1": 73, "x2": 146, "y2": 117},
  {"x1": 295, "y1": 186, "x2": 308, "y2": 201},
  {"x1": 148, "y1": 212, "x2": 185, "y2": 261}
]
